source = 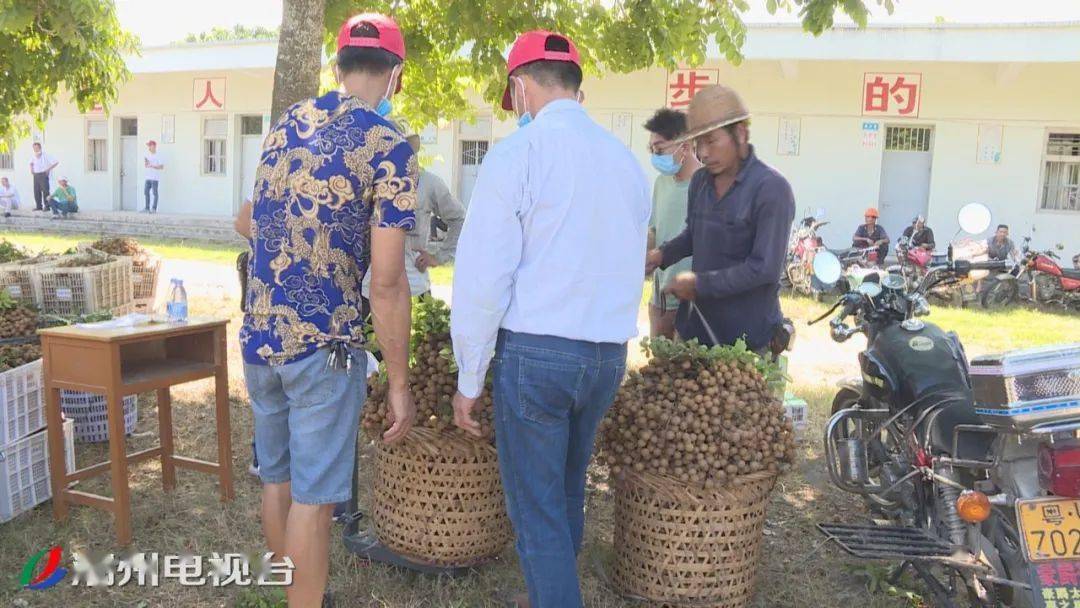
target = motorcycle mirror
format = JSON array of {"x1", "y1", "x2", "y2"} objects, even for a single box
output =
[
  {"x1": 812, "y1": 250, "x2": 843, "y2": 286},
  {"x1": 957, "y1": 203, "x2": 992, "y2": 235},
  {"x1": 857, "y1": 281, "x2": 882, "y2": 298}
]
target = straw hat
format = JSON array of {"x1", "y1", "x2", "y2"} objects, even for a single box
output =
[{"x1": 673, "y1": 84, "x2": 751, "y2": 144}]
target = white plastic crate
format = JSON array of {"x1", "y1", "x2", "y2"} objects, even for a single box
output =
[
  {"x1": 60, "y1": 391, "x2": 138, "y2": 443},
  {"x1": 0, "y1": 359, "x2": 44, "y2": 446},
  {"x1": 0, "y1": 419, "x2": 74, "y2": 523}
]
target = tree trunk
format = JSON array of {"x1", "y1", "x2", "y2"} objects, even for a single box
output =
[{"x1": 270, "y1": 0, "x2": 326, "y2": 121}]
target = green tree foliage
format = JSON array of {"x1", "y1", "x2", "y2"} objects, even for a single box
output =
[
  {"x1": 322, "y1": 0, "x2": 891, "y2": 130},
  {"x1": 184, "y1": 24, "x2": 280, "y2": 43},
  {"x1": 0, "y1": 0, "x2": 138, "y2": 148}
]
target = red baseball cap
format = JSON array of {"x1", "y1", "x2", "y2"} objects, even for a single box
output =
[
  {"x1": 337, "y1": 13, "x2": 406, "y2": 93},
  {"x1": 500, "y1": 30, "x2": 581, "y2": 111}
]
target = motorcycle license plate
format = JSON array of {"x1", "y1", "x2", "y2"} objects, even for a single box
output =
[{"x1": 1016, "y1": 497, "x2": 1080, "y2": 562}]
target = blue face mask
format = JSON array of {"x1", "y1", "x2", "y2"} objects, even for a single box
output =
[
  {"x1": 376, "y1": 97, "x2": 393, "y2": 117},
  {"x1": 651, "y1": 153, "x2": 682, "y2": 175},
  {"x1": 517, "y1": 112, "x2": 533, "y2": 128},
  {"x1": 375, "y1": 67, "x2": 399, "y2": 118}
]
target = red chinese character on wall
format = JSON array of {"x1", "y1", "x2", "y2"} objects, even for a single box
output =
[
  {"x1": 863, "y1": 73, "x2": 922, "y2": 117},
  {"x1": 193, "y1": 78, "x2": 227, "y2": 111},
  {"x1": 667, "y1": 69, "x2": 719, "y2": 109}
]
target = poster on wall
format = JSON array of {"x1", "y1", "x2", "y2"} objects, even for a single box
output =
[
  {"x1": 192, "y1": 78, "x2": 226, "y2": 111},
  {"x1": 861, "y1": 121, "x2": 881, "y2": 149},
  {"x1": 977, "y1": 124, "x2": 1003, "y2": 164},
  {"x1": 777, "y1": 116, "x2": 801, "y2": 156},
  {"x1": 666, "y1": 69, "x2": 719, "y2": 109},
  {"x1": 161, "y1": 115, "x2": 176, "y2": 144},
  {"x1": 862, "y1": 73, "x2": 922, "y2": 118}
]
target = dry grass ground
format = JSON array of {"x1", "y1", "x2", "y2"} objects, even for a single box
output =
[{"x1": 1, "y1": 257, "x2": 1077, "y2": 607}]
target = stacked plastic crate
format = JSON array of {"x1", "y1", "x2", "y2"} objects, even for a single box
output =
[{"x1": 0, "y1": 359, "x2": 75, "y2": 523}]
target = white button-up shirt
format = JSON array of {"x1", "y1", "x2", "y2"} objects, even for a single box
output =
[
  {"x1": 30, "y1": 152, "x2": 57, "y2": 174},
  {"x1": 451, "y1": 99, "x2": 651, "y2": 398}
]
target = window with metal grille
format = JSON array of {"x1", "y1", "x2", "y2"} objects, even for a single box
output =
[
  {"x1": 241, "y1": 115, "x2": 263, "y2": 136},
  {"x1": 86, "y1": 119, "x2": 107, "y2": 172},
  {"x1": 0, "y1": 144, "x2": 11, "y2": 170},
  {"x1": 1041, "y1": 132, "x2": 1080, "y2": 212},
  {"x1": 120, "y1": 118, "x2": 138, "y2": 137},
  {"x1": 203, "y1": 118, "x2": 227, "y2": 174},
  {"x1": 460, "y1": 140, "x2": 488, "y2": 166},
  {"x1": 884, "y1": 126, "x2": 933, "y2": 152}
]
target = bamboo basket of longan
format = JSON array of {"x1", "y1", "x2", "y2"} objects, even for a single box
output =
[
  {"x1": 362, "y1": 298, "x2": 513, "y2": 566},
  {"x1": 598, "y1": 338, "x2": 797, "y2": 608}
]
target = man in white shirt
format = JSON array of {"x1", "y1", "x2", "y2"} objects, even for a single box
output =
[
  {"x1": 0, "y1": 177, "x2": 20, "y2": 217},
  {"x1": 143, "y1": 140, "x2": 164, "y2": 213},
  {"x1": 450, "y1": 30, "x2": 650, "y2": 608},
  {"x1": 28, "y1": 142, "x2": 58, "y2": 211}
]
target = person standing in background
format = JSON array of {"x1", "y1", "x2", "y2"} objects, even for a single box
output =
[
  {"x1": 361, "y1": 132, "x2": 465, "y2": 300},
  {"x1": 644, "y1": 108, "x2": 701, "y2": 339},
  {"x1": 29, "y1": 142, "x2": 58, "y2": 211},
  {"x1": 143, "y1": 140, "x2": 164, "y2": 213},
  {"x1": 0, "y1": 177, "x2": 21, "y2": 218}
]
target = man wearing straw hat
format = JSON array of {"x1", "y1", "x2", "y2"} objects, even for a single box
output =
[
  {"x1": 451, "y1": 29, "x2": 650, "y2": 608},
  {"x1": 645, "y1": 84, "x2": 795, "y2": 352}
]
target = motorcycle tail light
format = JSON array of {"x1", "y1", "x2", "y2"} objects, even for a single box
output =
[
  {"x1": 956, "y1": 490, "x2": 991, "y2": 523},
  {"x1": 1038, "y1": 440, "x2": 1080, "y2": 498}
]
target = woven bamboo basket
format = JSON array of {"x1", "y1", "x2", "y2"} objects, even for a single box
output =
[
  {"x1": 0, "y1": 255, "x2": 60, "y2": 307},
  {"x1": 36, "y1": 255, "x2": 134, "y2": 316},
  {"x1": 371, "y1": 427, "x2": 513, "y2": 566},
  {"x1": 612, "y1": 470, "x2": 778, "y2": 608}
]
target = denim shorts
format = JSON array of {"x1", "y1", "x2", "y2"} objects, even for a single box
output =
[{"x1": 243, "y1": 346, "x2": 367, "y2": 505}]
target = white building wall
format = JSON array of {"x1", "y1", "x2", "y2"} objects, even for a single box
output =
[{"x1": 3, "y1": 38, "x2": 1078, "y2": 251}]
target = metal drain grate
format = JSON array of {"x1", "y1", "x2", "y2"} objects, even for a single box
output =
[{"x1": 817, "y1": 523, "x2": 954, "y2": 560}]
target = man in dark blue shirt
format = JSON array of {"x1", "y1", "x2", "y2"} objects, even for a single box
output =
[{"x1": 646, "y1": 85, "x2": 795, "y2": 352}]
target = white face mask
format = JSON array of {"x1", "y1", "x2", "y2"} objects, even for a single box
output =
[{"x1": 512, "y1": 76, "x2": 532, "y2": 127}]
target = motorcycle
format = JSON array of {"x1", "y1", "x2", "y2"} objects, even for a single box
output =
[
  {"x1": 983, "y1": 239, "x2": 1080, "y2": 311},
  {"x1": 810, "y1": 203, "x2": 1080, "y2": 607},
  {"x1": 786, "y1": 214, "x2": 830, "y2": 296}
]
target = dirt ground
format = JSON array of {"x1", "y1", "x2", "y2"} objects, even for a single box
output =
[{"x1": 2, "y1": 268, "x2": 1077, "y2": 607}]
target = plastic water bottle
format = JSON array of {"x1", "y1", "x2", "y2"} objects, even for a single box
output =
[{"x1": 166, "y1": 278, "x2": 188, "y2": 323}]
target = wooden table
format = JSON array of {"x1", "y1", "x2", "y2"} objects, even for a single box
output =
[{"x1": 39, "y1": 318, "x2": 234, "y2": 546}]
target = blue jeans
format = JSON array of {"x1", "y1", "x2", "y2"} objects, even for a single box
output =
[
  {"x1": 492, "y1": 330, "x2": 626, "y2": 608},
  {"x1": 51, "y1": 200, "x2": 75, "y2": 217},
  {"x1": 243, "y1": 346, "x2": 367, "y2": 504},
  {"x1": 144, "y1": 180, "x2": 159, "y2": 210}
]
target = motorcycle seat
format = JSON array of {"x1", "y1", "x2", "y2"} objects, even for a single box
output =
[
  {"x1": 1061, "y1": 267, "x2": 1080, "y2": 280},
  {"x1": 919, "y1": 400, "x2": 994, "y2": 461}
]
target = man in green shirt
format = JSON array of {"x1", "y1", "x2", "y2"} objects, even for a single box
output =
[
  {"x1": 48, "y1": 176, "x2": 77, "y2": 219},
  {"x1": 644, "y1": 109, "x2": 702, "y2": 338}
]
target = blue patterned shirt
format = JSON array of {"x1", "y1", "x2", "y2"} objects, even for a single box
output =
[{"x1": 240, "y1": 91, "x2": 417, "y2": 366}]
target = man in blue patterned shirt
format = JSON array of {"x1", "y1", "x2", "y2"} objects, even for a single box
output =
[{"x1": 240, "y1": 13, "x2": 417, "y2": 607}]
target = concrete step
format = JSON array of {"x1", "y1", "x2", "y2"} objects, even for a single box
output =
[{"x1": 1, "y1": 209, "x2": 244, "y2": 244}]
